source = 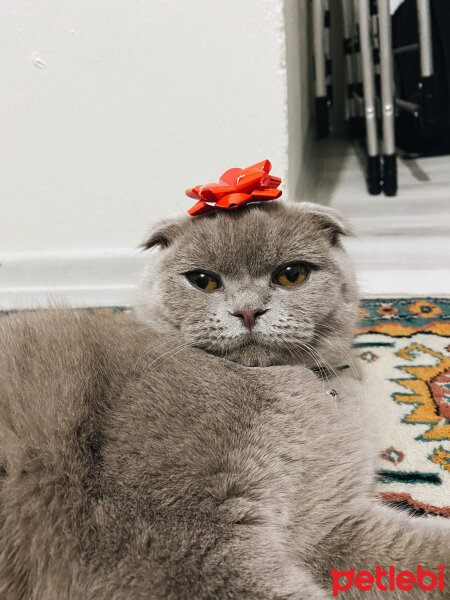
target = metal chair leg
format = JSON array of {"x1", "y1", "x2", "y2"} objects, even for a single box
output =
[
  {"x1": 358, "y1": 0, "x2": 381, "y2": 194},
  {"x1": 416, "y1": 0, "x2": 436, "y2": 129},
  {"x1": 417, "y1": 0, "x2": 433, "y2": 77},
  {"x1": 312, "y1": 0, "x2": 329, "y2": 138},
  {"x1": 341, "y1": 0, "x2": 358, "y2": 136},
  {"x1": 351, "y1": 0, "x2": 366, "y2": 138},
  {"x1": 378, "y1": 0, "x2": 397, "y2": 196}
]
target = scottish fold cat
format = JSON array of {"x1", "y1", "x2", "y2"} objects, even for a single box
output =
[{"x1": 0, "y1": 201, "x2": 448, "y2": 599}]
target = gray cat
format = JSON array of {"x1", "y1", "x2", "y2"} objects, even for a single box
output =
[{"x1": 0, "y1": 201, "x2": 448, "y2": 599}]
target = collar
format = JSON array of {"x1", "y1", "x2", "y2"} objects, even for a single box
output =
[{"x1": 310, "y1": 364, "x2": 350, "y2": 379}]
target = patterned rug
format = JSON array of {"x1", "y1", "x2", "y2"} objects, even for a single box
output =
[
  {"x1": 355, "y1": 298, "x2": 450, "y2": 516},
  {"x1": 1, "y1": 298, "x2": 449, "y2": 516}
]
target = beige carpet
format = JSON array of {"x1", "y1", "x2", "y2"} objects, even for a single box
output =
[{"x1": 354, "y1": 298, "x2": 450, "y2": 516}]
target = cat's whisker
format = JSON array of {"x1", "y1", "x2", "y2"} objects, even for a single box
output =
[
  {"x1": 133, "y1": 337, "x2": 176, "y2": 367},
  {"x1": 309, "y1": 320, "x2": 364, "y2": 383},
  {"x1": 311, "y1": 325, "x2": 360, "y2": 374},
  {"x1": 137, "y1": 341, "x2": 194, "y2": 370}
]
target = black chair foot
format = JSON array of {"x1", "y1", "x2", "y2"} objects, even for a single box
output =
[
  {"x1": 367, "y1": 155, "x2": 381, "y2": 195},
  {"x1": 315, "y1": 96, "x2": 329, "y2": 139},
  {"x1": 383, "y1": 154, "x2": 397, "y2": 196}
]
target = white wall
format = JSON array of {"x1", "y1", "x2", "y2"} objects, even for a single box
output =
[{"x1": 0, "y1": 0, "x2": 312, "y2": 307}]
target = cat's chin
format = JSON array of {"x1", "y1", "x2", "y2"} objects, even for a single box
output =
[
  {"x1": 211, "y1": 344, "x2": 295, "y2": 367},
  {"x1": 203, "y1": 341, "x2": 353, "y2": 369}
]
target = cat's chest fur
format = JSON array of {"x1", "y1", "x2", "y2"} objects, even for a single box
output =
[{"x1": 99, "y1": 337, "x2": 373, "y2": 557}]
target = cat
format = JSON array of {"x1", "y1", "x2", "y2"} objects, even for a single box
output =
[{"x1": 0, "y1": 201, "x2": 448, "y2": 600}]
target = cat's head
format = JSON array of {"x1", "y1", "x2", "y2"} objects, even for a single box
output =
[{"x1": 135, "y1": 201, "x2": 358, "y2": 367}]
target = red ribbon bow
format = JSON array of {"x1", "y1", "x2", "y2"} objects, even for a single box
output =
[{"x1": 185, "y1": 160, "x2": 282, "y2": 216}]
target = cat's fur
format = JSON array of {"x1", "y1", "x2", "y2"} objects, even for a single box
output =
[{"x1": 0, "y1": 201, "x2": 448, "y2": 599}]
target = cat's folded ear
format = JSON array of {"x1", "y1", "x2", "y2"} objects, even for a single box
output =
[
  {"x1": 140, "y1": 216, "x2": 187, "y2": 250},
  {"x1": 297, "y1": 202, "x2": 353, "y2": 246}
]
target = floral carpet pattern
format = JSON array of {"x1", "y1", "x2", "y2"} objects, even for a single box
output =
[{"x1": 354, "y1": 298, "x2": 450, "y2": 516}]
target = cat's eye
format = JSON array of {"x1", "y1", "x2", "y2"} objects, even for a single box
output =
[
  {"x1": 272, "y1": 262, "x2": 309, "y2": 287},
  {"x1": 185, "y1": 270, "x2": 222, "y2": 292}
]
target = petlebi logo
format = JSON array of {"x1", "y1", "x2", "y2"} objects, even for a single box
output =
[{"x1": 330, "y1": 564, "x2": 445, "y2": 596}]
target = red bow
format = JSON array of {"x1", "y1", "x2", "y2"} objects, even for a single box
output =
[{"x1": 185, "y1": 160, "x2": 282, "y2": 216}]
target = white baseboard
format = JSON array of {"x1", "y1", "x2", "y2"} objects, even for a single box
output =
[
  {"x1": 0, "y1": 248, "x2": 147, "y2": 310},
  {"x1": 0, "y1": 239, "x2": 448, "y2": 311},
  {"x1": 343, "y1": 235, "x2": 450, "y2": 297},
  {"x1": 355, "y1": 270, "x2": 450, "y2": 297}
]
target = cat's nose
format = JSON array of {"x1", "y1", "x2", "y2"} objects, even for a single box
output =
[{"x1": 232, "y1": 308, "x2": 267, "y2": 331}]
